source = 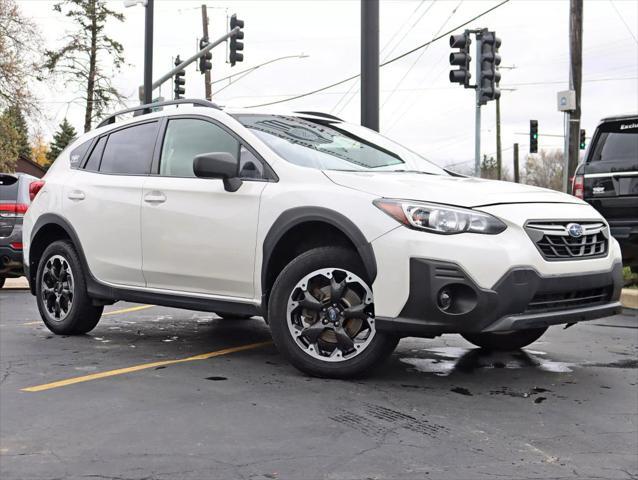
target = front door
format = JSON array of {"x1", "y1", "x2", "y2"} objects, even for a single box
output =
[{"x1": 141, "y1": 116, "x2": 266, "y2": 299}]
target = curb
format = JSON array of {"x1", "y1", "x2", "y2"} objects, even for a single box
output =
[
  {"x1": 621, "y1": 288, "x2": 638, "y2": 310},
  {"x1": 2, "y1": 277, "x2": 29, "y2": 290}
]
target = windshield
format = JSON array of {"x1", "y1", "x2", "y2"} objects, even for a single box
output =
[{"x1": 233, "y1": 114, "x2": 447, "y2": 175}]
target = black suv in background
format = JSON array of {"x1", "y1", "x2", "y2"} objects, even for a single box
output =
[
  {"x1": 0, "y1": 173, "x2": 37, "y2": 288},
  {"x1": 573, "y1": 114, "x2": 638, "y2": 271}
]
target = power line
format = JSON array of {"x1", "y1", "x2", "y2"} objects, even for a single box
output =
[
  {"x1": 609, "y1": 0, "x2": 638, "y2": 45},
  {"x1": 331, "y1": 0, "x2": 434, "y2": 115},
  {"x1": 244, "y1": 0, "x2": 511, "y2": 108},
  {"x1": 382, "y1": 0, "x2": 462, "y2": 109}
]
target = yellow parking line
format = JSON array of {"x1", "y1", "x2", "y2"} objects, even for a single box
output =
[
  {"x1": 103, "y1": 304, "x2": 155, "y2": 316},
  {"x1": 21, "y1": 341, "x2": 271, "y2": 392}
]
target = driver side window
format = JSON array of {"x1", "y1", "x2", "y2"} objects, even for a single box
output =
[{"x1": 160, "y1": 119, "x2": 240, "y2": 177}]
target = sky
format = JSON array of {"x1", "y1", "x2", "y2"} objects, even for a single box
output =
[{"x1": 20, "y1": 0, "x2": 638, "y2": 171}]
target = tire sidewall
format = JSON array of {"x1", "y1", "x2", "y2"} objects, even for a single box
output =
[{"x1": 268, "y1": 247, "x2": 397, "y2": 378}]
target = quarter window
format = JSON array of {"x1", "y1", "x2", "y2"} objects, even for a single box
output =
[
  {"x1": 69, "y1": 140, "x2": 90, "y2": 169},
  {"x1": 83, "y1": 136, "x2": 107, "y2": 171},
  {"x1": 160, "y1": 119, "x2": 240, "y2": 177},
  {"x1": 100, "y1": 122, "x2": 158, "y2": 175}
]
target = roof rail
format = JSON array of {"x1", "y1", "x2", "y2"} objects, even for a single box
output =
[
  {"x1": 294, "y1": 111, "x2": 343, "y2": 122},
  {"x1": 97, "y1": 98, "x2": 221, "y2": 129}
]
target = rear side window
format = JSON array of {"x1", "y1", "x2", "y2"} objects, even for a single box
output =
[
  {"x1": 159, "y1": 119, "x2": 239, "y2": 177},
  {"x1": 589, "y1": 120, "x2": 638, "y2": 164},
  {"x1": 0, "y1": 174, "x2": 19, "y2": 201},
  {"x1": 84, "y1": 136, "x2": 107, "y2": 171},
  {"x1": 69, "y1": 140, "x2": 91, "y2": 169},
  {"x1": 100, "y1": 122, "x2": 159, "y2": 175}
]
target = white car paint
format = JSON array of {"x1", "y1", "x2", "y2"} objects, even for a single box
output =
[{"x1": 22, "y1": 105, "x2": 622, "y2": 319}]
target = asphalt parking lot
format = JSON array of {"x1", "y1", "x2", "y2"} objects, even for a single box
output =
[{"x1": 1, "y1": 288, "x2": 637, "y2": 480}]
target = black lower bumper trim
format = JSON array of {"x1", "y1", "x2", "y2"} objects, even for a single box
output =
[{"x1": 376, "y1": 258, "x2": 623, "y2": 338}]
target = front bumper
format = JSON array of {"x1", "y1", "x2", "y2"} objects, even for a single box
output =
[{"x1": 375, "y1": 258, "x2": 623, "y2": 338}]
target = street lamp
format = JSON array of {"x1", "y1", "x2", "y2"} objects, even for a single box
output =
[{"x1": 124, "y1": 0, "x2": 154, "y2": 107}]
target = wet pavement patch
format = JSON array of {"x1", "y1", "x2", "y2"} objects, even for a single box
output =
[{"x1": 450, "y1": 386, "x2": 473, "y2": 396}]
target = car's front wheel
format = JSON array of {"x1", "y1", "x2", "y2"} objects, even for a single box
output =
[
  {"x1": 461, "y1": 327, "x2": 547, "y2": 351},
  {"x1": 268, "y1": 247, "x2": 398, "y2": 378},
  {"x1": 36, "y1": 240, "x2": 103, "y2": 335}
]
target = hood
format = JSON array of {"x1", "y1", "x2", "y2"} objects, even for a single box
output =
[{"x1": 323, "y1": 170, "x2": 584, "y2": 208}]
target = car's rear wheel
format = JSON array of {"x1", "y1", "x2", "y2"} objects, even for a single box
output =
[
  {"x1": 461, "y1": 328, "x2": 547, "y2": 351},
  {"x1": 268, "y1": 246, "x2": 398, "y2": 378},
  {"x1": 36, "y1": 240, "x2": 103, "y2": 335}
]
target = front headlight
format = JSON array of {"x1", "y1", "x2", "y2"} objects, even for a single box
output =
[{"x1": 373, "y1": 198, "x2": 507, "y2": 235}]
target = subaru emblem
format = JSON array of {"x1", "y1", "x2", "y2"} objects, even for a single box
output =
[{"x1": 566, "y1": 223, "x2": 584, "y2": 238}]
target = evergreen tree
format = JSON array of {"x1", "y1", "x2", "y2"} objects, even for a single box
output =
[
  {"x1": 47, "y1": 118, "x2": 77, "y2": 163},
  {"x1": 2, "y1": 105, "x2": 31, "y2": 162}
]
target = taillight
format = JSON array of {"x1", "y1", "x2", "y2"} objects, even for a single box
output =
[
  {"x1": 0, "y1": 203, "x2": 28, "y2": 218},
  {"x1": 572, "y1": 174, "x2": 584, "y2": 199},
  {"x1": 29, "y1": 180, "x2": 45, "y2": 201},
  {"x1": 9, "y1": 242, "x2": 23, "y2": 250}
]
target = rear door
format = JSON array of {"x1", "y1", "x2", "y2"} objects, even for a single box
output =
[
  {"x1": 64, "y1": 120, "x2": 160, "y2": 287},
  {"x1": 584, "y1": 119, "x2": 638, "y2": 226}
]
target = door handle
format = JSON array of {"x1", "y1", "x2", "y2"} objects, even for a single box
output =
[
  {"x1": 67, "y1": 190, "x2": 85, "y2": 201},
  {"x1": 144, "y1": 191, "x2": 166, "y2": 204}
]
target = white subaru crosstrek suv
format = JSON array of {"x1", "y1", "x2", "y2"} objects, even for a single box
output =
[{"x1": 22, "y1": 99, "x2": 623, "y2": 378}]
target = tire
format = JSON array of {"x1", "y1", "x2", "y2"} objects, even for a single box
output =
[
  {"x1": 0, "y1": 277, "x2": 5, "y2": 289},
  {"x1": 268, "y1": 246, "x2": 398, "y2": 378},
  {"x1": 215, "y1": 312, "x2": 253, "y2": 320},
  {"x1": 461, "y1": 327, "x2": 547, "y2": 351},
  {"x1": 35, "y1": 240, "x2": 103, "y2": 335}
]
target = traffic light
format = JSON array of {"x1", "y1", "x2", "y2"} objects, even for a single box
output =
[
  {"x1": 199, "y1": 37, "x2": 212, "y2": 73},
  {"x1": 229, "y1": 14, "x2": 244, "y2": 67},
  {"x1": 478, "y1": 30, "x2": 501, "y2": 105},
  {"x1": 449, "y1": 31, "x2": 471, "y2": 87},
  {"x1": 579, "y1": 129, "x2": 586, "y2": 150},
  {"x1": 530, "y1": 120, "x2": 539, "y2": 153},
  {"x1": 173, "y1": 55, "x2": 185, "y2": 100}
]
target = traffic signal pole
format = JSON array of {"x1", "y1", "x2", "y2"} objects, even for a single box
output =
[
  {"x1": 474, "y1": 35, "x2": 482, "y2": 177},
  {"x1": 143, "y1": 0, "x2": 154, "y2": 107},
  {"x1": 149, "y1": 27, "x2": 241, "y2": 93},
  {"x1": 361, "y1": 0, "x2": 380, "y2": 131},
  {"x1": 201, "y1": 5, "x2": 212, "y2": 101}
]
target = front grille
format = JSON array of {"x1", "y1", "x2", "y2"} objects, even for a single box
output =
[
  {"x1": 525, "y1": 287, "x2": 612, "y2": 313},
  {"x1": 525, "y1": 221, "x2": 608, "y2": 260}
]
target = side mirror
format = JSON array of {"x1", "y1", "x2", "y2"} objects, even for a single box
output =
[{"x1": 193, "y1": 152, "x2": 243, "y2": 192}]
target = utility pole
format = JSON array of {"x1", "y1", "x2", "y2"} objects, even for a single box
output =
[
  {"x1": 567, "y1": 0, "x2": 583, "y2": 180},
  {"x1": 513, "y1": 143, "x2": 520, "y2": 183},
  {"x1": 201, "y1": 4, "x2": 212, "y2": 101},
  {"x1": 496, "y1": 96, "x2": 502, "y2": 180},
  {"x1": 361, "y1": 0, "x2": 379, "y2": 131},
  {"x1": 143, "y1": 0, "x2": 154, "y2": 107}
]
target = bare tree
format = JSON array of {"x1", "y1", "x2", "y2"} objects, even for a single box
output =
[
  {"x1": 524, "y1": 149, "x2": 564, "y2": 191},
  {"x1": 0, "y1": 0, "x2": 41, "y2": 113},
  {"x1": 44, "y1": 0, "x2": 126, "y2": 132}
]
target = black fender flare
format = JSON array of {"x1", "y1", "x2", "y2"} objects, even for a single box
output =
[
  {"x1": 28, "y1": 213, "x2": 104, "y2": 297},
  {"x1": 261, "y1": 206, "x2": 378, "y2": 296}
]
